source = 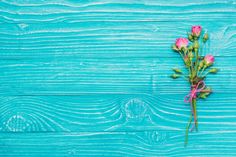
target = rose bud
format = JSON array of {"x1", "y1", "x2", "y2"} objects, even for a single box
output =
[
  {"x1": 203, "y1": 33, "x2": 209, "y2": 42},
  {"x1": 192, "y1": 25, "x2": 202, "y2": 37},
  {"x1": 175, "y1": 38, "x2": 188, "y2": 50},
  {"x1": 204, "y1": 55, "x2": 215, "y2": 66}
]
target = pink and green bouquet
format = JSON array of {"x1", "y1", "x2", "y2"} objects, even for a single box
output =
[{"x1": 171, "y1": 26, "x2": 219, "y2": 146}]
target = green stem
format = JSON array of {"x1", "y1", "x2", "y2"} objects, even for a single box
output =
[
  {"x1": 192, "y1": 98, "x2": 198, "y2": 131},
  {"x1": 181, "y1": 75, "x2": 189, "y2": 81},
  {"x1": 199, "y1": 38, "x2": 204, "y2": 55},
  {"x1": 199, "y1": 66, "x2": 206, "y2": 76},
  {"x1": 195, "y1": 50, "x2": 199, "y2": 71},
  {"x1": 195, "y1": 51, "x2": 201, "y2": 76},
  {"x1": 202, "y1": 71, "x2": 209, "y2": 78},
  {"x1": 185, "y1": 113, "x2": 193, "y2": 147},
  {"x1": 197, "y1": 41, "x2": 206, "y2": 77},
  {"x1": 179, "y1": 51, "x2": 185, "y2": 61}
]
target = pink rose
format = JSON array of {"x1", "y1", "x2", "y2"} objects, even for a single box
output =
[
  {"x1": 192, "y1": 25, "x2": 202, "y2": 37},
  {"x1": 175, "y1": 38, "x2": 188, "y2": 49},
  {"x1": 204, "y1": 55, "x2": 214, "y2": 66}
]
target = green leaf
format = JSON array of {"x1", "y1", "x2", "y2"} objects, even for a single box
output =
[
  {"x1": 198, "y1": 92, "x2": 209, "y2": 99},
  {"x1": 208, "y1": 68, "x2": 219, "y2": 74},
  {"x1": 170, "y1": 74, "x2": 180, "y2": 79},
  {"x1": 198, "y1": 87, "x2": 212, "y2": 99},
  {"x1": 172, "y1": 68, "x2": 182, "y2": 74}
]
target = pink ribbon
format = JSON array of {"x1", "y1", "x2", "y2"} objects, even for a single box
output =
[
  {"x1": 184, "y1": 81, "x2": 205, "y2": 103},
  {"x1": 184, "y1": 81, "x2": 205, "y2": 131}
]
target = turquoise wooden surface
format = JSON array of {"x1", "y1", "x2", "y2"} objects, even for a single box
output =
[{"x1": 0, "y1": 0, "x2": 236, "y2": 156}]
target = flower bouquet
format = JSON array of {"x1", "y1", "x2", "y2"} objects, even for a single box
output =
[{"x1": 170, "y1": 26, "x2": 218, "y2": 146}]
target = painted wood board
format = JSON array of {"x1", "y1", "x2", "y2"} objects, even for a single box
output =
[
  {"x1": 0, "y1": 94, "x2": 236, "y2": 132},
  {"x1": 1, "y1": 132, "x2": 236, "y2": 157},
  {"x1": 0, "y1": 22, "x2": 235, "y2": 59},
  {"x1": 0, "y1": 0, "x2": 236, "y2": 156},
  {"x1": 0, "y1": 57, "x2": 234, "y2": 95}
]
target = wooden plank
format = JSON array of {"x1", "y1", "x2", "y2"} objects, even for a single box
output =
[
  {"x1": 1, "y1": 131, "x2": 236, "y2": 156},
  {"x1": 0, "y1": 0, "x2": 235, "y2": 23},
  {"x1": 0, "y1": 94, "x2": 235, "y2": 132},
  {"x1": 0, "y1": 22, "x2": 235, "y2": 59},
  {"x1": 0, "y1": 1, "x2": 235, "y2": 156},
  {"x1": 0, "y1": 57, "x2": 234, "y2": 95}
]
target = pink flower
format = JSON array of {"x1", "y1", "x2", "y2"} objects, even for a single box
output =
[
  {"x1": 175, "y1": 38, "x2": 188, "y2": 49},
  {"x1": 192, "y1": 25, "x2": 202, "y2": 37},
  {"x1": 204, "y1": 55, "x2": 214, "y2": 66}
]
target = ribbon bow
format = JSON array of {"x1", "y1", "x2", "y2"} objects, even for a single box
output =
[
  {"x1": 184, "y1": 81, "x2": 205, "y2": 103},
  {"x1": 184, "y1": 81, "x2": 205, "y2": 131}
]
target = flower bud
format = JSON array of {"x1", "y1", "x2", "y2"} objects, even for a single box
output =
[
  {"x1": 170, "y1": 74, "x2": 180, "y2": 79},
  {"x1": 173, "y1": 68, "x2": 182, "y2": 74},
  {"x1": 208, "y1": 68, "x2": 218, "y2": 74},
  {"x1": 175, "y1": 38, "x2": 188, "y2": 49},
  {"x1": 192, "y1": 25, "x2": 202, "y2": 37},
  {"x1": 203, "y1": 33, "x2": 209, "y2": 42},
  {"x1": 204, "y1": 54, "x2": 214, "y2": 67}
]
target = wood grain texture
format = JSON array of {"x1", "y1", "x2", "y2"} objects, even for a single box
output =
[
  {"x1": 0, "y1": 0, "x2": 235, "y2": 23},
  {"x1": 0, "y1": 94, "x2": 236, "y2": 132},
  {"x1": 0, "y1": 0, "x2": 236, "y2": 156},
  {"x1": 0, "y1": 22, "x2": 235, "y2": 59},
  {"x1": 0, "y1": 57, "x2": 234, "y2": 95},
  {"x1": 1, "y1": 132, "x2": 236, "y2": 157}
]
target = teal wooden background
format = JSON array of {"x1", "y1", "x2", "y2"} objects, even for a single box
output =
[{"x1": 0, "y1": 0, "x2": 236, "y2": 156}]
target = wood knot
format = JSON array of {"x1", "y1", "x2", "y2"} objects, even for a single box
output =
[
  {"x1": 123, "y1": 98, "x2": 148, "y2": 120},
  {"x1": 143, "y1": 131, "x2": 169, "y2": 145},
  {"x1": 5, "y1": 114, "x2": 30, "y2": 132}
]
